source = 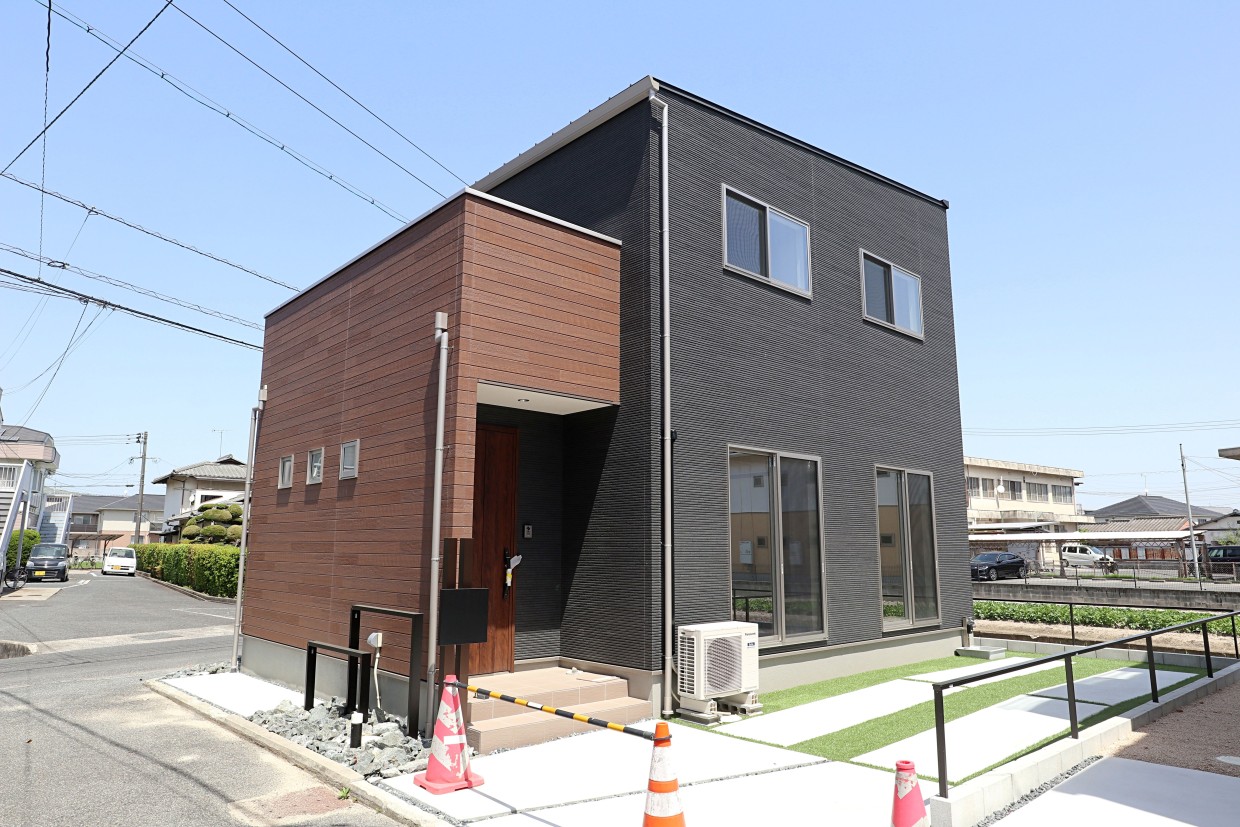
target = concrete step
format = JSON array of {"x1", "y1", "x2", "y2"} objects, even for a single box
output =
[
  {"x1": 467, "y1": 697, "x2": 650, "y2": 753},
  {"x1": 466, "y1": 674, "x2": 630, "y2": 721}
]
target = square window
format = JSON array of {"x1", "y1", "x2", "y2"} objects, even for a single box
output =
[
  {"x1": 306, "y1": 448, "x2": 324, "y2": 485},
  {"x1": 278, "y1": 455, "x2": 294, "y2": 489},
  {"x1": 724, "y1": 187, "x2": 811, "y2": 295},
  {"x1": 340, "y1": 440, "x2": 359, "y2": 480},
  {"x1": 862, "y1": 253, "x2": 924, "y2": 337}
]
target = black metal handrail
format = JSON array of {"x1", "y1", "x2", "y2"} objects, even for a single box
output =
[
  {"x1": 932, "y1": 606, "x2": 1240, "y2": 799},
  {"x1": 348, "y1": 604, "x2": 425, "y2": 736}
]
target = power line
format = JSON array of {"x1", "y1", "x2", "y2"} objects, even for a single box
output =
[
  {"x1": 3, "y1": 1, "x2": 174, "y2": 174},
  {"x1": 217, "y1": 0, "x2": 467, "y2": 185},
  {"x1": 20, "y1": 300, "x2": 96, "y2": 426},
  {"x1": 1, "y1": 172, "x2": 297, "y2": 290},
  {"x1": 4, "y1": 304, "x2": 108, "y2": 394},
  {"x1": 0, "y1": 241, "x2": 262, "y2": 330},
  {"x1": 47, "y1": 3, "x2": 408, "y2": 222},
  {"x1": 0, "y1": 267, "x2": 262, "y2": 351},
  {"x1": 170, "y1": 1, "x2": 447, "y2": 198}
]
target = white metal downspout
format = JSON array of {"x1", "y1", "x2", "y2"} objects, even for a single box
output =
[
  {"x1": 424, "y1": 311, "x2": 451, "y2": 734},
  {"x1": 232, "y1": 384, "x2": 266, "y2": 670},
  {"x1": 651, "y1": 91, "x2": 675, "y2": 716}
]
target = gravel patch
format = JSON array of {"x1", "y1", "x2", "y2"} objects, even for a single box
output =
[
  {"x1": 973, "y1": 755, "x2": 1102, "y2": 826},
  {"x1": 162, "y1": 661, "x2": 231, "y2": 679}
]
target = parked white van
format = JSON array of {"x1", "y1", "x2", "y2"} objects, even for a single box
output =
[{"x1": 1060, "y1": 543, "x2": 1116, "y2": 572}]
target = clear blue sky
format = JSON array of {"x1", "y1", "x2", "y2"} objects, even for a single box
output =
[{"x1": 1, "y1": 1, "x2": 1237, "y2": 510}]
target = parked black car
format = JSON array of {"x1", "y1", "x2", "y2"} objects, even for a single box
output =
[
  {"x1": 24, "y1": 543, "x2": 70, "y2": 582},
  {"x1": 970, "y1": 552, "x2": 1027, "y2": 581}
]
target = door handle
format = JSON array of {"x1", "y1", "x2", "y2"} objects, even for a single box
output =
[{"x1": 503, "y1": 548, "x2": 511, "y2": 599}]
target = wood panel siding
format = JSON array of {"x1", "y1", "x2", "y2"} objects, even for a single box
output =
[{"x1": 243, "y1": 191, "x2": 619, "y2": 678}]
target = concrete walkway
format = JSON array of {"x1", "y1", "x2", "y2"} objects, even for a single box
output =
[
  {"x1": 1031, "y1": 667, "x2": 1189, "y2": 706},
  {"x1": 165, "y1": 671, "x2": 303, "y2": 717},
  {"x1": 992, "y1": 757, "x2": 1240, "y2": 826}
]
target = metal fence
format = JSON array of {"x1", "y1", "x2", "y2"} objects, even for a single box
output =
[{"x1": 932, "y1": 605, "x2": 1240, "y2": 799}]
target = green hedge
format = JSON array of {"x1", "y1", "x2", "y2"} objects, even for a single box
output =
[
  {"x1": 975, "y1": 600, "x2": 1236, "y2": 636},
  {"x1": 134, "y1": 543, "x2": 239, "y2": 598},
  {"x1": 6, "y1": 528, "x2": 40, "y2": 569}
]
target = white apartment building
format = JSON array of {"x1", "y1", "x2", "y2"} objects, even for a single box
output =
[{"x1": 965, "y1": 456, "x2": 1094, "y2": 531}]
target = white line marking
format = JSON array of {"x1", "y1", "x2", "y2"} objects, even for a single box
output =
[
  {"x1": 1219, "y1": 756, "x2": 1240, "y2": 767},
  {"x1": 91, "y1": 572, "x2": 99, "y2": 578},
  {"x1": 36, "y1": 625, "x2": 234, "y2": 654},
  {"x1": 172, "y1": 609, "x2": 234, "y2": 620}
]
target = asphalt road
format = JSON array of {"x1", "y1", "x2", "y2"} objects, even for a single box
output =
[{"x1": 0, "y1": 572, "x2": 400, "y2": 827}]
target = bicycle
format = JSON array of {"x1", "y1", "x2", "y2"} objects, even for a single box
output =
[{"x1": 3, "y1": 566, "x2": 29, "y2": 592}]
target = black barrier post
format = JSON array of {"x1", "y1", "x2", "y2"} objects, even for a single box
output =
[
  {"x1": 1232, "y1": 615, "x2": 1238, "y2": 660},
  {"x1": 305, "y1": 643, "x2": 317, "y2": 711},
  {"x1": 348, "y1": 606, "x2": 362, "y2": 717},
  {"x1": 1202, "y1": 623, "x2": 1213, "y2": 678},
  {"x1": 1145, "y1": 637, "x2": 1159, "y2": 702},
  {"x1": 1069, "y1": 602, "x2": 1076, "y2": 644},
  {"x1": 350, "y1": 605, "x2": 429, "y2": 736},
  {"x1": 1064, "y1": 657, "x2": 1080, "y2": 738},
  {"x1": 934, "y1": 685, "x2": 948, "y2": 799}
]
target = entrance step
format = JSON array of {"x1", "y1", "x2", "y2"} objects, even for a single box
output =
[{"x1": 467, "y1": 696, "x2": 650, "y2": 753}]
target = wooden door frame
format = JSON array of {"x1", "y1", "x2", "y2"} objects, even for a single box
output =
[{"x1": 469, "y1": 422, "x2": 519, "y2": 675}]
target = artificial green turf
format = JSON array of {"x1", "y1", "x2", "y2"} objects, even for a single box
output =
[{"x1": 758, "y1": 654, "x2": 1029, "y2": 714}]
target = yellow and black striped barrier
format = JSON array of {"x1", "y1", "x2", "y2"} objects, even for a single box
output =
[{"x1": 445, "y1": 680, "x2": 657, "y2": 741}]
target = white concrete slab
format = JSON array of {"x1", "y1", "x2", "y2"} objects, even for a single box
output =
[
  {"x1": 992, "y1": 756, "x2": 1240, "y2": 826},
  {"x1": 382, "y1": 719, "x2": 820, "y2": 821},
  {"x1": 162, "y1": 672, "x2": 303, "y2": 717},
  {"x1": 856, "y1": 694, "x2": 1107, "y2": 783},
  {"x1": 1031, "y1": 667, "x2": 1195, "y2": 706},
  {"x1": 716, "y1": 679, "x2": 942, "y2": 746},
  {"x1": 910, "y1": 657, "x2": 1062, "y2": 686},
  {"x1": 481, "y1": 761, "x2": 906, "y2": 827}
]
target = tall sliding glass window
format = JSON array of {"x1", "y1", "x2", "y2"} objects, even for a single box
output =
[
  {"x1": 877, "y1": 468, "x2": 939, "y2": 628},
  {"x1": 730, "y1": 448, "x2": 825, "y2": 641}
]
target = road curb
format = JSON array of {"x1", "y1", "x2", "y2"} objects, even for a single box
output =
[
  {"x1": 146, "y1": 680, "x2": 451, "y2": 827},
  {"x1": 136, "y1": 571, "x2": 235, "y2": 605}
]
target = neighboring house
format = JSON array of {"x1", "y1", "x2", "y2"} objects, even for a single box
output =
[
  {"x1": 68, "y1": 493, "x2": 165, "y2": 555},
  {"x1": 1088, "y1": 495, "x2": 1224, "y2": 522},
  {"x1": 1197, "y1": 510, "x2": 1240, "y2": 545},
  {"x1": 0, "y1": 393, "x2": 61, "y2": 563},
  {"x1": 162, "y1": 492, "x2": 246, "y2": 542},
  {"x1": 152, "y1": 455, "x2": 247, "y2": 541},
  {"x1": 965, "y1": 457, "x2": 1094, "y2": 532},
  {"x1": 241, "y1": 78, "x2": 969, "y2": 731}
]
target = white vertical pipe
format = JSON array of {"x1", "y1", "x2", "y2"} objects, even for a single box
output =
[
  {"x1": 1180, "y1": 443, "x2": 1201, "y2": 582},
  {"x1": 424, "y1": 311, "x2": 450, "y2": 734},
  {"x1": 650, "y1": 91, "x2": 675, "y2": 716},
  {"x1": 232, "y1": 386, "x2": 264, "y2": 670}
]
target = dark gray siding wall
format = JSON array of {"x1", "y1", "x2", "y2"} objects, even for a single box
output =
[
  {"x1": 660, "y1": 89, "x2": 969, "y2": 645},
  {"x1": 477, "y1": 405, "x2": 564, "y2": 660},
  {"x1": 488, "y1": 103, "x2": 660, "y2": 671}
]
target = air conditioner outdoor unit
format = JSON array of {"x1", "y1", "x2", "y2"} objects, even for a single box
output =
[{"x1": 676, "y1": 620, "x2": 762, "y2": 722}]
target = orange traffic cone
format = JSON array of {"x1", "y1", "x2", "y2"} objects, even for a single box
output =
[
  {"x1": 891, "y1": 760, "x2": 929, "y2": 827},
  {"x1": 413, "y1": 675, "x2": 484, "y2": 794},
  {"x1": 642, "y1": 721, "x2": 685, "y2": 826}
]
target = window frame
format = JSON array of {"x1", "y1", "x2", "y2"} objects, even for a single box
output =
[
  {"x1": 278, "y1": 455, "x2": 294, "y2": 489},
  {"x1": 1052, "y1": 484, "x2": 1074, "y2": 505},
  {"x1": 306, "y1": 448, "x2": 324, "y2": 485},
  {"x1": 874, "y1": 464, "x2": 942, "y2": 631},
  {"x1": 721, "y1": 185, "x2": 813, "y2": 299},
  {"x1": 726, "y1": 443, "x2": 829, "y2": 645},
  {"x1": 859, "y1": 249, "x2": 926, "y2": 339},
  {"x1": 339, "y1": 439, "x2": 360, "y2": 480},
  {"x1": 1002, "y1": 479, "x2": 1023, "y2": 501},
  {"x1": 1026, "y1": 482, "x2": 1049, "y2": 503}
]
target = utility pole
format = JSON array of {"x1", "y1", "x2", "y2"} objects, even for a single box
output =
[
  {"x1": 131, "y1": 432, "x2": 148, "y2": 546},
  {"x1": 1180, "y1": 443, "x2": 1201, "y2": 583}
]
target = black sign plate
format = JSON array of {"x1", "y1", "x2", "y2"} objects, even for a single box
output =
[{"x1": 438, "y1": 588, "x2": 489, "y2": 645}]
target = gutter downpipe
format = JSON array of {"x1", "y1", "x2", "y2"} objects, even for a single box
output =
[
  {"x1": 650, "y1": 89, "x2": 675, "y2": 716},
  {"x1": 424, "y1": 311, "x2": 451, "y2": 735},
  {"x1": 232, "y1": 384, "x2": 266, "y2": 670}
]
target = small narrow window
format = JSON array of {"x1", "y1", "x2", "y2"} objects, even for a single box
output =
[
  {"x1": 278, "y1": 455, "x2": 294, "y2": 489},
  {"x1": 340, "y1": 439, "x2": 359, "y2": 480},
  {"x1": 306, "y1": 448, "x2": 324, "y2": 485},
  {"x1": 862, "y1": 253, "x2": 923, "y2": 337},
  {"x1": 878, "y1": 467, "x2": 939, "y2": 627},
  {"x1": 724, "y1": 187, "x2": 811, "y2": 294}
]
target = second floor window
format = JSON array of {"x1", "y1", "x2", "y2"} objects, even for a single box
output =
[
  {"x1": 340, "y1": 440, "x2": 359, "y2": 480},
  {"x1": 278, "y1": 455, "x2": 294, "y2": 489},
  {"x1": 1002, "y1": 479, "x2": 1023, "y2": 500},
  {"x1": 723, "y1": 187, "x2": 811, "y2": 294},
  {"x1": 306, "y1": 449, "x2": 324, "y2": 485},
  {"x1": 1027, "y1": 482, "x2": 1049, "y2": 502},
  {"x1": 862, "y1": 253, "x2": 924, "y2": 337},
  {"x1": 1052, "y1": 484, "x2": 1074, "y2": 505}
]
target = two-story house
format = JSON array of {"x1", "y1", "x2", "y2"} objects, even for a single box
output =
[
  {"x1": 0, "y1": 394, "x2": 60, "y2": 561},
  {"x1": 152, "y1": 455, "x2": 247, "y2": 541},
  {"x1": 241, "y1": 78, "x2": 970, "y2": 742},
  {"x1": 68, "y1": 493, "x2": 165, "y2": 555}
]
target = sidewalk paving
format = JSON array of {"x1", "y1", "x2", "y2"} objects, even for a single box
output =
[{"x1": 166, "y1": 671, "x2": 303, "y2": 716}]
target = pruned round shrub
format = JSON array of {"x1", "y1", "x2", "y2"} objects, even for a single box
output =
[
  {"x1": 226, "y1": 524, "x2": 243, "y2": 543},
  {"x1": 181, "y1": 524, "x2": 202, "y2": 540},
  {"x1": 201, "y1": 508, "x2": 233, "y2": 523},
  {"x1": 227, "y1": 503, "x2": 244, "y2": 519},
  {"x1": 200, "y1": 524, "x2": 228, "y2": 540},
  {"x1": 197, "y1": 503, "x2": 215, "y2": 512}
]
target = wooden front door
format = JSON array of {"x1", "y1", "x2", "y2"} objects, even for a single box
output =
[{"x1": 469, "y1": 423, "x2": 519, "y2": 675}]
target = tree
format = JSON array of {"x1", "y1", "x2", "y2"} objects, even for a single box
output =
[
  {"x1": 6, "y1": 528, "x2": 41, "y2": 569},
  {"x1": 1213, "y1": 531, "x2": 1240, "y2": 546}
]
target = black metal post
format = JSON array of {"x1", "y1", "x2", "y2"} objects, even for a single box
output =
[
  {"x1": 348, "y1": 607, "x2": 361, "y2": 718},
  {"x1": 934, "y1": 686, "x2": 948, "y2": 799},
  {"x1": 345, "y1": 650, "x2": 358, "y2": 715},
  {"x1": 304, "y1": 643, "x2": 317, "y2": 710},
  {"x1": 1231, "y1": 615, "x2": 1238, "y2": 661},
  {"x1": 1145, "y1": 636, "x2": 1159, "y2": 702},
  {"x1": 1064, "y1": 657, "x2": 1080, "y2": 738},
  {"x1": 1069, "y1": 602, "x2": 1076, "y2": 644},
  {"x1": 408, "y1": 613, "x2": 424, "y2": 736},
  {"x1": 1202, "y1": 623, "x2": 1213, "y2": 678}
]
